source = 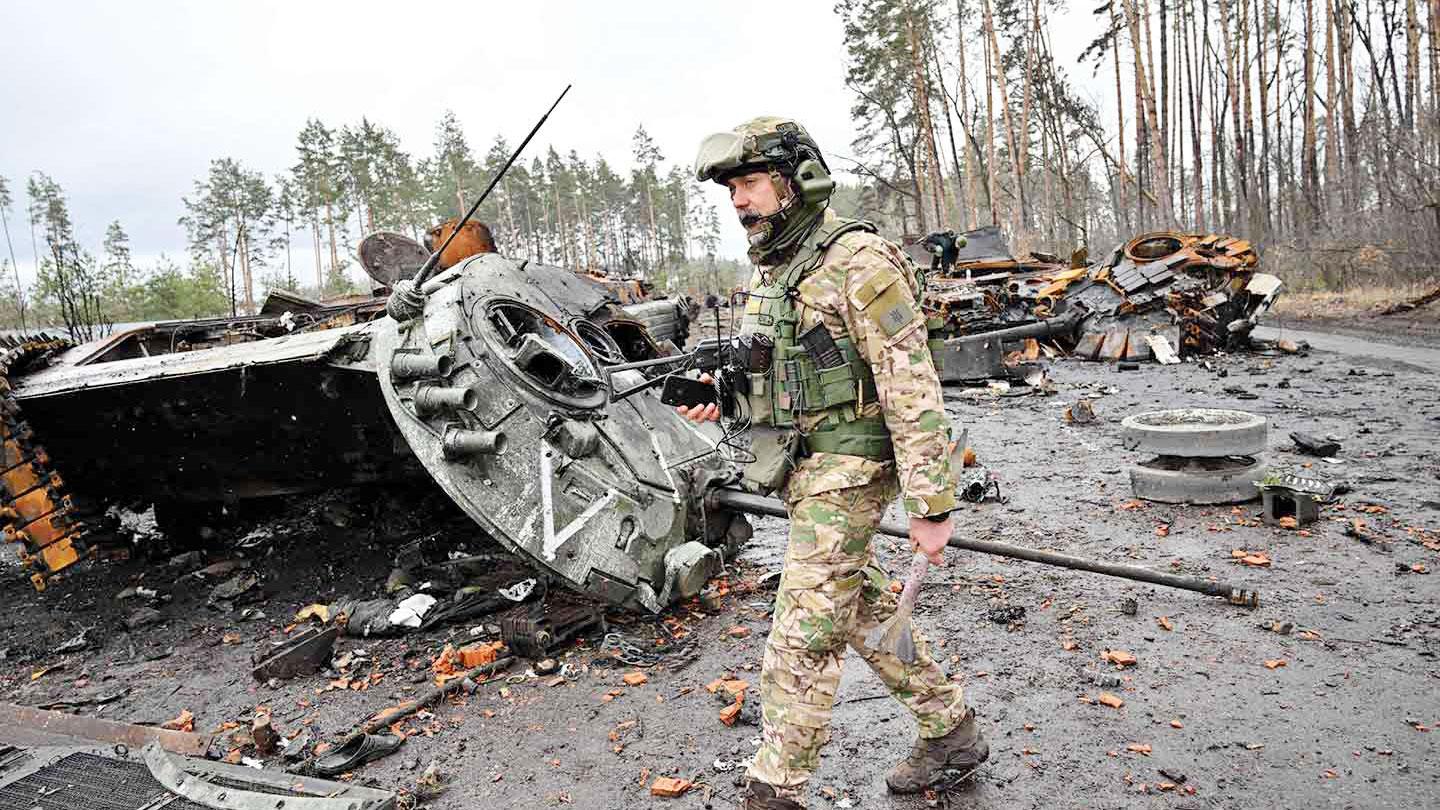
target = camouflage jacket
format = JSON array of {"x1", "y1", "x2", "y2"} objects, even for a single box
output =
[{"x1": 750, "y1": 210, "x2": 957, "y2": 519}]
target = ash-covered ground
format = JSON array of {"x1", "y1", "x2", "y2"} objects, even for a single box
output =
[{"x1": 1, "y1": 317, "x2": 1436, "y2": 809}]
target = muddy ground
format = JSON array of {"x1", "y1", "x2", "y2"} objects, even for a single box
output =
[{"x1": 1, "y1": 319, "x2": 1437, "y2": 810}]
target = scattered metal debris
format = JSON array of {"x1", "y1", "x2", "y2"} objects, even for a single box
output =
[{"x1": 1290, "y1": 431, "x2": 1341, "y2": 458}]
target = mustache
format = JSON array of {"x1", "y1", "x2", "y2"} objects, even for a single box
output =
[{"x1": 738, "y1": 208, "x2": 764, "y2": 227}]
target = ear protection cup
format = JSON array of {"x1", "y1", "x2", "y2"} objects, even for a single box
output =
[{"x1": 792, "y1": 158, "x2": 835, "y2": 206}]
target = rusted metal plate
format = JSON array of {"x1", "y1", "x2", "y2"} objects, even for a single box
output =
[{"x1": 0, "y1": 703, "x2": 213, "y2": 755}]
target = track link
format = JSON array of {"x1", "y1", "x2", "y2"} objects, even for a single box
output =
[{"x1": 0, "y1": 334, "x2": 83, "y2": 590}]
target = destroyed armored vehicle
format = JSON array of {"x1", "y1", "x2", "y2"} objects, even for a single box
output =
[
  {"x1": 912, "y1": 228, "x2": 1283, "y2": 381},
  {"x1": 0, "y1": 232, "x2": 731, "y2": 612}
]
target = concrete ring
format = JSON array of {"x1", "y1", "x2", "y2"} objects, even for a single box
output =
[
  {"x1": 1121, "y1": 408, "x2": 1268, "y2": 457},
  {"x1": 1129, "y1": 455, "x2": 1266, "y2": 505}
]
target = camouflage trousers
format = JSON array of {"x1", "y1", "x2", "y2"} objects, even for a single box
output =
[{"x1": 745, "y1": 475, "x2": 968, "y2": 802}]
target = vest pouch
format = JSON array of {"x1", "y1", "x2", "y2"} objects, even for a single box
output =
[
  {"x1": 815, "y1": 364, "x2": 859, "y2": 411},
  {"x1": 746, "y1": 374, "x2": 771, "y2": 426},
  {"x1": 743, "y1": 427, "x2": 801, "y2": 495},
  {"x1": 928, "y1": 337, "x2": 947, "y2": 376}
]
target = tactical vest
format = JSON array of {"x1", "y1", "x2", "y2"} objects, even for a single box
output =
[{"x1": 740, "y1": 217, "x2": 895, "y2": 461}]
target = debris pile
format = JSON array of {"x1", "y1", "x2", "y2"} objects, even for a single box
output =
[{"x1": 914, "y1": 228, "x2": 1283, "y2": 380}]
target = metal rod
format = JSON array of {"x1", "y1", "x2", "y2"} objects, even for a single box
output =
[
  {"x1": 411, "y1": 85, "x2": 571, "y2": 288},
  {"x1": 605, "y1": 352, "x2": 697, "y2": 374},
  {"x1": 709, "y1": 488, "x2": 1258, "y2": 606},
  {"x1": 611, "y1": 374, "x2": 669, "y2": 402}
]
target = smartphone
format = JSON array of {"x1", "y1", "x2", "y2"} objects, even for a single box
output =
[{"x1": 660, "y1": 376, "x2": 718, "y2": 408}]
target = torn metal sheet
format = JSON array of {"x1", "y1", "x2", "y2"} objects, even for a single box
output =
[
  {"x1": 0, "y1": 741, "x2": 393, "y2": 810},
  {"x1": 251, "y1": 626, "x2": 339, "y2": 681},
  {"x1": 143, "y1": 742, "x2": 394, "y2": 810},
  {"x1": 0, "y1": 703, "x2": 212, "y2": 755}
]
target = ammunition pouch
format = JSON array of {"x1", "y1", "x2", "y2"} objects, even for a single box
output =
[{"x1": 743, "y1": 427, "x2": 801, "y2": 494}]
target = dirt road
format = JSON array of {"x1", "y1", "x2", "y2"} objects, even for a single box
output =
[{"x1": 1, "y1": 324, "x2": 1436, "y2": 809}]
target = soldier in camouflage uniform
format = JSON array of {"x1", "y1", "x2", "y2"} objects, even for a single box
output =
[{"x1": 683, "y1": 117, "x2": 988, "y2": 809}]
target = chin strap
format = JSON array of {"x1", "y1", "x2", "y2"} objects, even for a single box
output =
[{"x1": 747, "y1": 171, "x2": 825, "y2": 265}]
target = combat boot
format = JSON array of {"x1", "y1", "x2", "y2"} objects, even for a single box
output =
[
  {"x1": 885, "y1": 707, "x2": 989, "y2": 794},
  {"x1": 741, "y1": 781, "x2": 803, "y2": 809}
]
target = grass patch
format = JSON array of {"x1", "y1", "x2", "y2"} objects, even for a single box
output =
[{"x1": 1271, "y1": 281, "x2": 1438, "y2": 319}]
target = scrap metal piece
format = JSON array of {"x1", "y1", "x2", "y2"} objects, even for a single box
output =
[
  {"x1": 500, "y1": 603, "x2": 607, "y2": 658},
  {"x1": 1289, "y1": 431, "x2": 1340, "y2": 458},
  {"x1": 359, "y1": 231, "x2": 429, "y2": 288},
  {"x1": 251, "y1": 626, "x2": 339, "y2": 681},
  {"x1": 0, "y1": 703, "x2": 212, "y2": 756},
  {"x1": 1262, "y1": 488, "x2": 1321, "y2": 527},
  {"x1": 144, "y1": 742, "x2": 394, "y2": 810}
]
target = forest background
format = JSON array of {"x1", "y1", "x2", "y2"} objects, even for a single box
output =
[{"x1": 1, "y1": 0, "x2": 1434, "y2": 340}]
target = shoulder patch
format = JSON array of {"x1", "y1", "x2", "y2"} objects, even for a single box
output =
[
  {"x1": 872, "y1": 286, "x2": 918, "y2": 336},
  {"x1": 848, "y1": 263, "x2": 919, "y2": 338},
  {"x1": 847, "y1": 260, "x2": 904, "y2": 310}
]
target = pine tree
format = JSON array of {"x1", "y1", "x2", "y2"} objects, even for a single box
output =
[
  {"x1": 0, "y1": 176, "x2": 27, "y2": 329},
  {"x1": 29, "y1": 174, "x2": 109, "y2": 340},
  {"x1": 293, "y1": 119, "x2": 343, "y2": 289},
  {"x1": 179, "y1": 158, "x2": 273, "y2": 314}
]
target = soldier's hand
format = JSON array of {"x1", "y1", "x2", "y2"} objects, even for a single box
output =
[
  {"x1": 908, "y1": 515, "x2": 953, "y2": 566},
  {"x1": 675, "y1": 374, "x2": 720, "y2": 422}
]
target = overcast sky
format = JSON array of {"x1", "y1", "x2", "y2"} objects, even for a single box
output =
[{"x1": 0, "y1": 0, "x2": 1104, "y2": 285}]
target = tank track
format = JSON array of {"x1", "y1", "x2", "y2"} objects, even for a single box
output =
[{"x1": 0, "y1": 334, "x2": 85, "y2": 590}]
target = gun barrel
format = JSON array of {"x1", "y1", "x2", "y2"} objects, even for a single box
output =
[
  {"x1": 954, "y1": 308, "x2": 1083, "y2": 344},
  {"x1": 709, "y1": 488, "x2": 1258, "y2": 607}
]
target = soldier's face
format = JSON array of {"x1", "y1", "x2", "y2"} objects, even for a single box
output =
[{"x1": 726, "y1": 171, "x2": 781, "y2": 236}]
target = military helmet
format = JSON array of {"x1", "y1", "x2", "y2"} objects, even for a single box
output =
[{"x1": 694, "y1": 116, "x2": 831, "y2": 183}]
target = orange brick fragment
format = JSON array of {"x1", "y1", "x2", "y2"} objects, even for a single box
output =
[
  {"x1": 1098, "y1": 693, "x2": 1125, "y2": 709},
  {"x1": 726, "y1": 626, "x2": 752, "y2": 639},
  {"x1": 720, "y1": 679, "x2": 749, "y2": 697},
  {"x1": 719, "y1": 702, "x2": 742, "y2": 726},
  {"x1": 161, "y1": 710, "x2": 195, "y2": 732},
  {"x1": 650, "y1": 776, "x2": 693, "y2": 798},
  {"x1": 622, "y1": 671, "x2": 649, "y2": 687},
  {"x1": 1263, "y1": 659, "x2": 1287, "y2": 670},
  {"x1": 458, "y1": 641, "x2": 503, "y2": 668},
  {"x1": 1102, "y1": 649, "x2": 1137, "y2": 667}
]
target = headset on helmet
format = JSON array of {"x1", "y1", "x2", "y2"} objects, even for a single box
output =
[{"x1": 694, "y1": 117, "x2": 837, "y2": 261}]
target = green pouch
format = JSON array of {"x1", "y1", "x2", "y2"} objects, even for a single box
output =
[
  {"x1": 928, "y1": 337, "x2": 947, "y2": 376},
  {"x1": 743, "y1": 427, "x2": 800, "y2": 495}
]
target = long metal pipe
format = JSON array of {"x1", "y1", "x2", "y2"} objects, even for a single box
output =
[
  {"x1": 709, "y1": 488, "x2": 1258, "y2": 607},
  {"x1": 954, "y1": 308, "x2": 1083, "y2": 344}
]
